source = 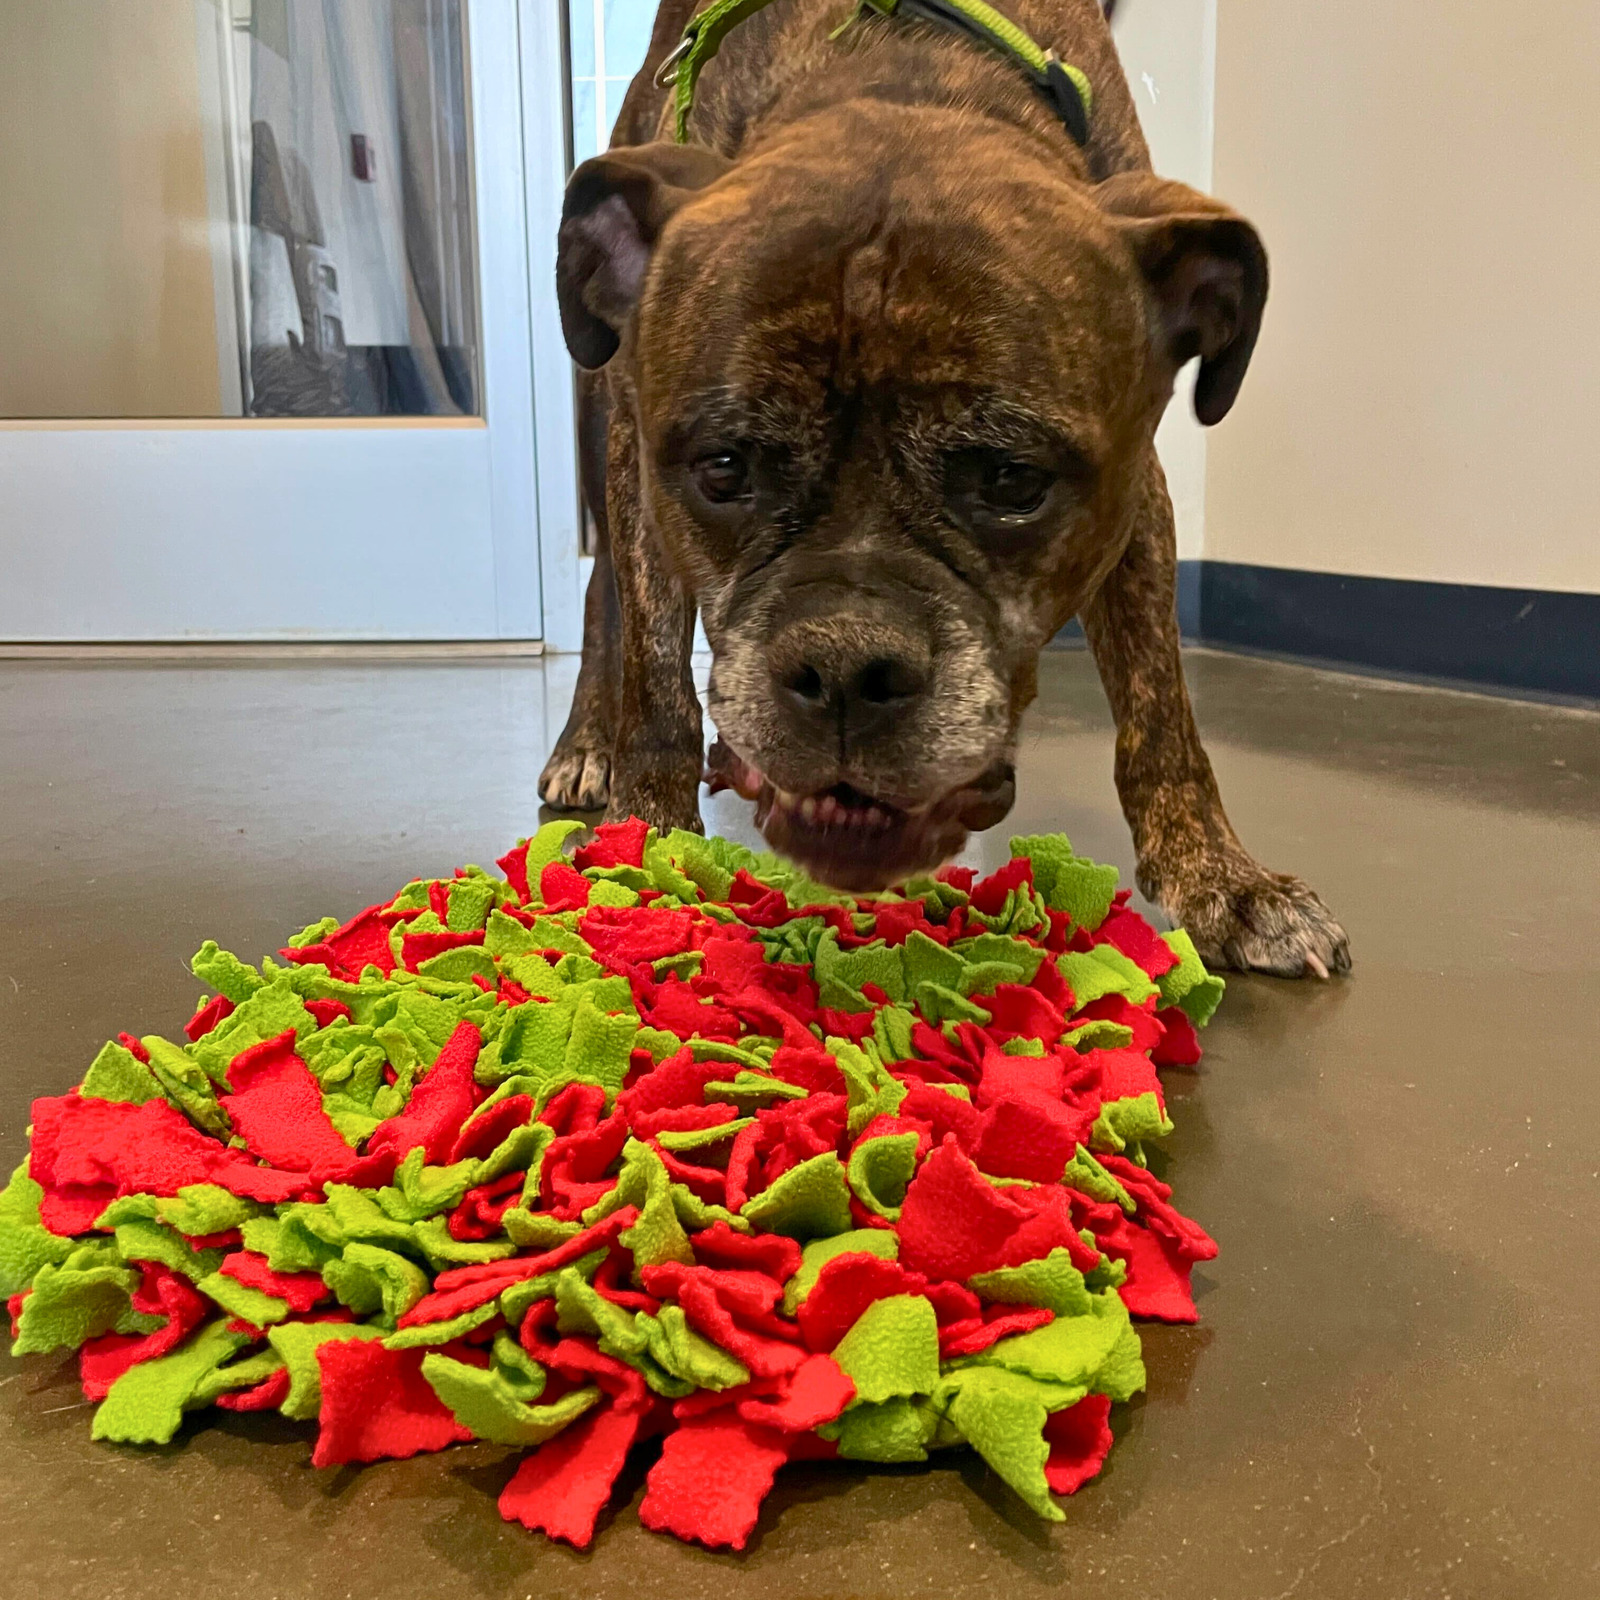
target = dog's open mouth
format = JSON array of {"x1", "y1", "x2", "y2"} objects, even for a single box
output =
[{"x1": 704, "y1": 737, "x2": 1015, "y2": 893}]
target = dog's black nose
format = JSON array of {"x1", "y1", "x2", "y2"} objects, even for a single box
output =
[{"x1": 769, "y1": 617, "x2": 931, "y2": 743}]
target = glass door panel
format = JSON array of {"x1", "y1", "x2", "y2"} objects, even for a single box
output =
[
  {"x1": 0, "y1": 0, "x2": 479, "y2": 421},
  {"x1": 0, "y1": 0, "x2": 563, "y2": 644},
  {"x1": 567, "y1": 0, "x2": 659, "y2": 164},
  {"x1": 243, "y1": 0, "x2": 479, "y2": 417}
]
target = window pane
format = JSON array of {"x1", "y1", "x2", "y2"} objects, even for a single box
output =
[
  {"x1": 0, "y1": 0, "x2": 479, "y2": 420},
  {"x1": 568, "y1": 0, "x2": 660, "y2": 165}
]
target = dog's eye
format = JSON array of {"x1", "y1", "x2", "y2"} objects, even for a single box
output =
[
  {"x1": 980, "y1": 460, "x2": 1054, "y2": 516},
  {"x1": 945, "y1": 450, "x2": 1059, "y2": 526},
  {"x1": 691, "y1": 451, "x2": 752, "y2": 505}
]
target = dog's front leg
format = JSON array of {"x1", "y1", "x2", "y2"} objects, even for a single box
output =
[
  {"x1": 1081, "y1": 453, "x2": 1349, "y2": 976},
  {"x1": 603, "y1": 410, "x2": 704, "y2": 835}
]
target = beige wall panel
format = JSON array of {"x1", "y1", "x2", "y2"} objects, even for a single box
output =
[{"x1": 1207, "y1": 0, "x2": 1600, "y2": 593}]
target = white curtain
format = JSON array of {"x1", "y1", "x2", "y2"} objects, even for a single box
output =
[{"x1": 244, "y1": 0, "x2": 477, "y2": 416}]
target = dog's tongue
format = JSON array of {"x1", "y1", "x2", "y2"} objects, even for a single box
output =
[{"x1": 703, "y1": 738, "x2": 764, "y2": 802}]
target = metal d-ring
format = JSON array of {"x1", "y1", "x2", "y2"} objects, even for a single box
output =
[{"x1": 653, "y1": 34, "x2": 693, "y2": 87}]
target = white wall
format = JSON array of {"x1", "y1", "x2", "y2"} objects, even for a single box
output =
[
  {"x1": 1110, "y1": 0, "x2": 1217, "y2": 563},
  {"x1": 1205, "y1": 0, "x2": 1600, "y2": 595}
]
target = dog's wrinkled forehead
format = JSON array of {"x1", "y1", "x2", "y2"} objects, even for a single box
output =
[{"x1": 634, "y1": 135, "x2": 1146, "y2": 459}]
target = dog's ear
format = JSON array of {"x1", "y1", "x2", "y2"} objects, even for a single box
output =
[
  {"x1": 558, "y1": 143, "x2": 731, "y2": 369},
  {"x1": 1096, "y1": 173, "x2": 1269, "y2": 425}
]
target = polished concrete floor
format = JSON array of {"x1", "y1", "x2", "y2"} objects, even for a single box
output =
[{"x1": 1, "y1": 648, "x2": 1596, "y2": 1600}]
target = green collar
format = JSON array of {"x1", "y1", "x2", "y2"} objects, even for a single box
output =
[{"x1": 657, "y1": 0, "x2": 1093, "y2": 146}]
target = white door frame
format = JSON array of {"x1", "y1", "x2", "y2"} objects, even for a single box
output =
[
  {"x1": 0, "y1": 0, "x2": 578, "y2": 646},
  {"x1": 520, "y1": 0, "x2": 583, "y2": 654}
]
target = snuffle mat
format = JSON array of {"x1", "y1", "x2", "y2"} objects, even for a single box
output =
[{"x1": 0, "y1": 819, "x2": 1222, "y2": 1550}]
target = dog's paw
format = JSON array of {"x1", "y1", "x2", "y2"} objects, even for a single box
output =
[
  {"x1": 607, "y1": 756, "x2": 704, "y2": 837},
  {"x1": 538, "y1": 742, "x2": 611, "y2": 812},
  {"x1": 1159, "y1": 863, "x2": 1350, "y2": 978}
]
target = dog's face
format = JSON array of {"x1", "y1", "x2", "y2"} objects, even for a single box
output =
[{"x1": 559, "y1": 109, "x2": 1266, "y2": 890}]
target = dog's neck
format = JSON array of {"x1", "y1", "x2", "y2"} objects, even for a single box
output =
[{"x1": 659, "y1": 0, "x2": 1149, "y2": 183}]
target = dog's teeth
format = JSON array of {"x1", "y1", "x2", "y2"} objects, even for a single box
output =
[
  {"x1": 864, "y1": 806, "x2": 886, "y2": 829},
  {"x1": 817, "y1": 795, "x2": 837, "y2": 823},
  {"x1": 774, "y1": 788, "x2": 795, "y2": 809},
  {"x1": 799, "y1": 796, "x2": 818, "y2": 823}
]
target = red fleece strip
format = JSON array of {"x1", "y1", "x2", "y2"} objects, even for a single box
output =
[
  {"x1": 39, "y1": 1184, "x2": 118, "y2": 1236},
  {"x1": 1094, "y1": 907, "x2": 1179, "y2": 978},
  {"x1": 798, "y1": 1254, "x2": 929, "y2": 1354},
  {"x1": 1152, "y1": 1005, "x2": 1202, "y2": 1066},
  {"x1": 217, "y1": 1367, "x2": 293, "y2": 1413},
  {"x1": 29, "y1": 1092, "x2": 308, "y2": 1207},
  {"x1": 184, "y1": 994, "x2": 236, "y2": 1042},
  {"x1": 218, "y1": 1250, "x2": 328, "y2": 1313},
  {"x1": 642, "y1": 1263, "x2": 806, "y2": 1381},
  {"x1": 281, "y1": 904, "x2": 396, "y2": 979},
  {"x1": 939, "y1": 1306, "x2": 1054, "y2": 1359},
  {"x1": 496, "y1": 841, "x2": 532, "y2": 903},
  {"x1": 401, "y1": 929, "x2": 487, "y2": 969},
  {"x1": 638, "y1": 1412, "x2": 792, "y2": 1551},
  {"x1": 1043, "y1": 1393, "x2": 1114, "y2": 1494},
  {"x1": 449, "y1": 1094, "x2": 533, "y2": 1164},
  {"x1": 736, "y1": 1354, "x2": 855, "y2": 1432},
  {"x1": 311, "y1": 1339, "x2": 473, "y2": 1467},
  {"x1": 347, "y1": 1019, "x2": 481, "y2": 1184},
  {"x1": 573, "y1": 817, "x2": 650, "y2": 870},
  {"x1": 220, "y1": 1029, "x2": 359, "y2": 1180},
  {"x1": 687, "y1": 1223, "x2": 802, "y2": 1284},
  {"x1": 78, "y1": 1266, "x2": 206, "y2": 1400},
  {"x1": 539, "y1": 862, "x2": 591, "y2": 912},
  {"x1": 895, "y1": 1137, "x2": 1033, "y2": 1281},
  {"x1": 400, "y1": 1209, "x2": 641, "y2": 1327},
  {"x1": 498, "y1": 1401, "x2": 653, "y2": 1548}
]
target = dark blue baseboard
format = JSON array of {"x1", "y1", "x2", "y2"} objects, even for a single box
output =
[
  {"x1": 1053, "y1": 561, "x2": 1598, "y2": 701},
  {"x1": 1198, "y1": 563, "x2": 1600, "y2": 702},
  {"x1": 1047, "y1": 558, "x2": 1200, "y2": 650},
  {"x1": 1177, "y1": 559, "x2": 1202, "y2": 640}
]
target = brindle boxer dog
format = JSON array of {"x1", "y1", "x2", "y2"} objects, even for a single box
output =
[{"x1": 540, "y1": 0, "x2": 1350, "y2": 977}]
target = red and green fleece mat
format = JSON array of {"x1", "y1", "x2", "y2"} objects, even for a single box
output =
[{"x1": 1, "y1": 820, "x2": 1222, "y2": 1551}]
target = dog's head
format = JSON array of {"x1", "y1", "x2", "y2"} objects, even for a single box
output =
[{"x1": 558, "y1": 106, "x2": 1266, "y2": 890}]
